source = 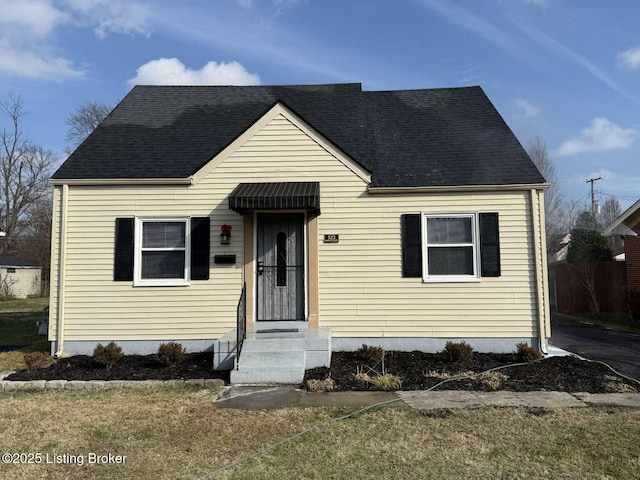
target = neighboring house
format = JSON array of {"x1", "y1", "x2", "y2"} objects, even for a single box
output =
[
  {"x1": 0, "y1": 256, "x2": 42, "y2": 299},
  {"x1": 604, "y1": 199, "x2": 640, "y2": 313},
  {"x1": 49, "y1": 83, "x2": 550, "y2": 380}
]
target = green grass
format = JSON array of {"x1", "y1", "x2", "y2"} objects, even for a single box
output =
[
  {"x1": 0, "y1": 297, "x2": 49, "y2": 369},
  {"x1": 0, "y1": 389, "x2": 639, "y2": 479}
]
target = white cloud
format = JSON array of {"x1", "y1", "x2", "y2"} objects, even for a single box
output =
[
  {"x1": 0, "y1": 0, "x2": 83, "y2": 79},
  {"x1": 128, "y1": 58, "x2": 261, "y2": 86},
  {"x1": 0, "y1": 47, "x2": 83, "y2": 80},
  {"x1": 0, "y1": 0, "x2": 151, "y2": 80},
  {"x1": 236, "y1": 0, "x2": 253, "y2": 7},
  {"x1": 617, "y1": 47, "x2": 640, "y2": 70},
  {"x1": 65, "y1": 0, "x2": 152, "y2": 38},
  {"x1": 514, "y1": 99, "x2": 540, "y2": 118},
  {"x1": 0, "y1": 0, "x2": 68, "y2": 39},
  {"x1": 554, "y1": 118, "x2": 639, "y2": 157}
]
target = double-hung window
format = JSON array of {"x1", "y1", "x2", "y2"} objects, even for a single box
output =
[
  {"x1": 134, "y1": 218, "x2": 190, "y2": 286},
  {"x1": 423, "y1": 214, "x2": 478, "y2": 281}
]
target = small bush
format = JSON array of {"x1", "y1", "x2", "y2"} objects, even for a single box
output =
[
  {"x1": 442, "y1": 341, "x2": 474, "y2": 363},
  {"x1": 306, "y1": 377, "x2": 336, "y2": 392},
  {"x1": 355, "y1": 372, "x2": 402, "y2": 391},
  {"x1": 358, "y1": 344, "x2": 385, "y2": 363},
  {"x1": 476, "y1": 371, "x2": 509, "y2": 391},
  {"x1": 93, "y1": 341, "x2": 123, "y2": 370},
  {"x1": 157, "y1": 342, "x2": 186, "y2": 366},
  {"x1": 425, "y1": 369, "x2": 475, "y2": 380},
  {"x1": 516, "y1": 342, "x2": 543, "y2": 362},
  {"x1": 24, "y1": 352, "x2": 55, "y2": 371}
]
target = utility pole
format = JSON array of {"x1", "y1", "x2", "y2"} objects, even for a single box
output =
[{"x1": 586, "y1": 176, "x2": 602, "y2": 215}]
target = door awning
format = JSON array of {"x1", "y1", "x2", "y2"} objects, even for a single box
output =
[{"x1": 228, "y1": 182, "x2": 320, "y2": 213}]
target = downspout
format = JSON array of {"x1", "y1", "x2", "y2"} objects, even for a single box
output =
[
  {"x1": 54, "y1": 184, "x2": 69, "y2": 358},
  {"x1": 530, "y1": 189, "x2": 548, "y2": 354}
]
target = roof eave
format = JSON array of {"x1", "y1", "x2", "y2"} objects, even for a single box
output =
[
  {"x1": 603, "y1": 198, "x2": 640, "y2": 235},
  {"x1": 50, "y1": 177, "x2": 195, "y2": 186},
  {"x1": 367, "y1": 183, "x2": 550, "y2": 194}
]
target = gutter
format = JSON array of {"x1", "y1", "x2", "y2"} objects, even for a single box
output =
[
  {"x1": 530, "y1": 189, "x2": 549, "y2": 354},
  {"x1": 54, "y1": 184, "x2": 69, "y2": 358}
]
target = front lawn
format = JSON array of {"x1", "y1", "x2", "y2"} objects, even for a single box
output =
[{"x1": 0, "y1": 388, "x2": 639, "y2": 479}]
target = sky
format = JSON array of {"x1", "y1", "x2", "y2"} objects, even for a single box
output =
[{"x1": 0, "y1": 0, "x2": 638, "y2": 211}]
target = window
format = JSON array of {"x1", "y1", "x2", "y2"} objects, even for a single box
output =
[
  {"x1": 6, "y1": 268, "x2": 16, "y2": 274},
  {"x1": 277, "y1": 232, "x2": 287, "y2": 286},
  {"x1": 134, "y1": 218, "x2": 189, "y2": 286},
  {"x1": 423, "y1": 214, "x2": 478, "y2": 281}
]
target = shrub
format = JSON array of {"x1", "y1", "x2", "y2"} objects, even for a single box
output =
[
  {"x1": 442, "y1": 341, "x2": 474, "y2": 363},
  {"x1": 24, "y1": 352, "x2": 55, "y2": 371},
  {"x1": 157, "y1": 342, "x2": 186, "y2": 366},
  {"x1": 358, "y1": 344, "x2": 385, "y2": 363},
  {"x1": 424, "y1": 369, "x2": 475, "y2": 380},
  {"x1": 306, "y1": 378, "x2": 336, "y2": 392},
  {"x1": 355, "y1": 372, "x2": 402, "y2": 391},
  {"x1": 93, "y1": 341, "x2": 123, "y2": 369},
  {"x1": 477, "y1": 371, "x2": 509, "y2": 391},
  {"x1": 516, "y1": 342, "x2": 543, "y2": 362}
]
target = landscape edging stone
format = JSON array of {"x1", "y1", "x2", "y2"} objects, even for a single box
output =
[{"x1": 0, "y1": 378, "x2": 224, "y2": 391}]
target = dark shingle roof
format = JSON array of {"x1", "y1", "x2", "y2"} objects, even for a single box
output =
[
  {"x1": 52, "y1": 83, "x2": 545, "y2": 187},
  {"x1": 0, "y1": 256, "x2": 39, "y2": 267}
]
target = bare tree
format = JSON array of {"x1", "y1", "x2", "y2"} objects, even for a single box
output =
[
  {"x1": 598, "y1": 196, "x2": 621, "y2": 229},
  {"x1": 526, "y1": 136, "x2": 566, "y2": 258},
  {"x1": 0, "y1": 95, "x2": 57, "y2": 257},
  {"x1": 65, "y1": 101, "x2": 111, "y2": 154}
]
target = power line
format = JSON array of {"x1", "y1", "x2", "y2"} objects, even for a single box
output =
[{"x1": 599, "y1": 191, "x2": 638, "y2": 201}]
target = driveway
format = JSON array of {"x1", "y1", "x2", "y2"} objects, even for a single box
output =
[{"x1": 551, "y1": 313, "x2": 640, "y2": 380}]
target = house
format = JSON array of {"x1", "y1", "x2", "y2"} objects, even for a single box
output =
[
  {"x1": 604, "y1": 199, "x2": 640, "y2": 313},
  {"x1": 49, "y1": 83, "x2": 550, "y2": 382},
  {"x1": 0, "y1": 256, "x2": 42, "y2": 299}
]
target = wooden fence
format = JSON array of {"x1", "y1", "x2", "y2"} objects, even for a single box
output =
[{"x1": 549, "y1": 261, "x2": 628, "y2": 314}]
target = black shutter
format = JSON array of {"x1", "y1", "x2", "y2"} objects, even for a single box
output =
[
  {"x1": 191, "y1": 217, "x2": 210, "y2": 280},
  {"x1": 479, "y1": 213, "x2": 501, "y2": 277},
  {"x1": 114, "y1": 218, "x2": 134, "y2": 281},
  {"x1": 401, "y1": 214, "x2": 422, "y2": 278}
]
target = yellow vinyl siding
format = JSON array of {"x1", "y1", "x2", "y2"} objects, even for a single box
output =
[
  {"x1": 317, "y1": 190, "x2": 538, "y2": 338},
  {"x1": 50, "y1": 112, "x2": 544, "y2": 343}
]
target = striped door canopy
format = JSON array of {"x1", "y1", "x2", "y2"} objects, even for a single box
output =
[{"x1": 228, "y1": 182, "x2": 320, "y2": 213}]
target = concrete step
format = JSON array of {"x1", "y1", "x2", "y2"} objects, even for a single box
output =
[
  {"x1": 230, "y1": 366, "x2": 305, "y2": 385},
  {"x1": 238, "y1": 349, "x2": 306, "y2": 368},
  {"x1": 244, "y1": 327, "x2": 331, "y2": 351},
  {"x1": 241, "y1": 337, "x2": 306, "y2": 352}
]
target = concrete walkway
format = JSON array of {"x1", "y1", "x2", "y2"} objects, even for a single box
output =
[{"x1": 214, "y1": 385, "x2": 640, "y2": 410}]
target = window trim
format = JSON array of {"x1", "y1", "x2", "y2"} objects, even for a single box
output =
[
  {"x1": 421, "y1": 212, "x2": 480, "y2": 283},
  {"x1": 134, "y1": 217, "x2": 190, "y2": 287}
]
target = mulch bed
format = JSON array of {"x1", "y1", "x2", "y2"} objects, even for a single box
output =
[
  {"x1": 6, "y1": 352, "x2": 228, "y2": 382},
  {"x1": 304, "y1": 351, "x2": 640, "y2": 394},
  {"x1": 6, "y1": 351, "x2": 639, "y2": 394}
]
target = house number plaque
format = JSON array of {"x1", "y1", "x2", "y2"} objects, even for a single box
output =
[{"x1": 323, "y1": 234, "x2": 339, "y2": 243}]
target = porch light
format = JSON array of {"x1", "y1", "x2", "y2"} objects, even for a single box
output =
[{"x1": 220, "y1": 224, "x2": 232, "y2": 245}]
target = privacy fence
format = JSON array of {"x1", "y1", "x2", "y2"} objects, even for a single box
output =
[{"x1": 549, "y1": 261, "x2": 629, "y2": 315}]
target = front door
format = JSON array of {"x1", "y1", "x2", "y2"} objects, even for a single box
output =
[{"x1": 256, "y1": 213, "x2": 305, "y2": 321}]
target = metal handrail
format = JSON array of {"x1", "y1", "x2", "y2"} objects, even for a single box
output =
[{"x1": 235, "y1": 283, "x2": 247, "y2": 370}]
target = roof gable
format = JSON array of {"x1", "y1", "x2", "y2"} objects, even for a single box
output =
[
  {"x1": 603, "y1": 198, "x2": 640, "y2": 236},
  {"x1": 52, "y1": 83, "x2": 546, "y2": 188},
  {"x1": 191, "y1": 101, "x2": 371, "y2": 185}
]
